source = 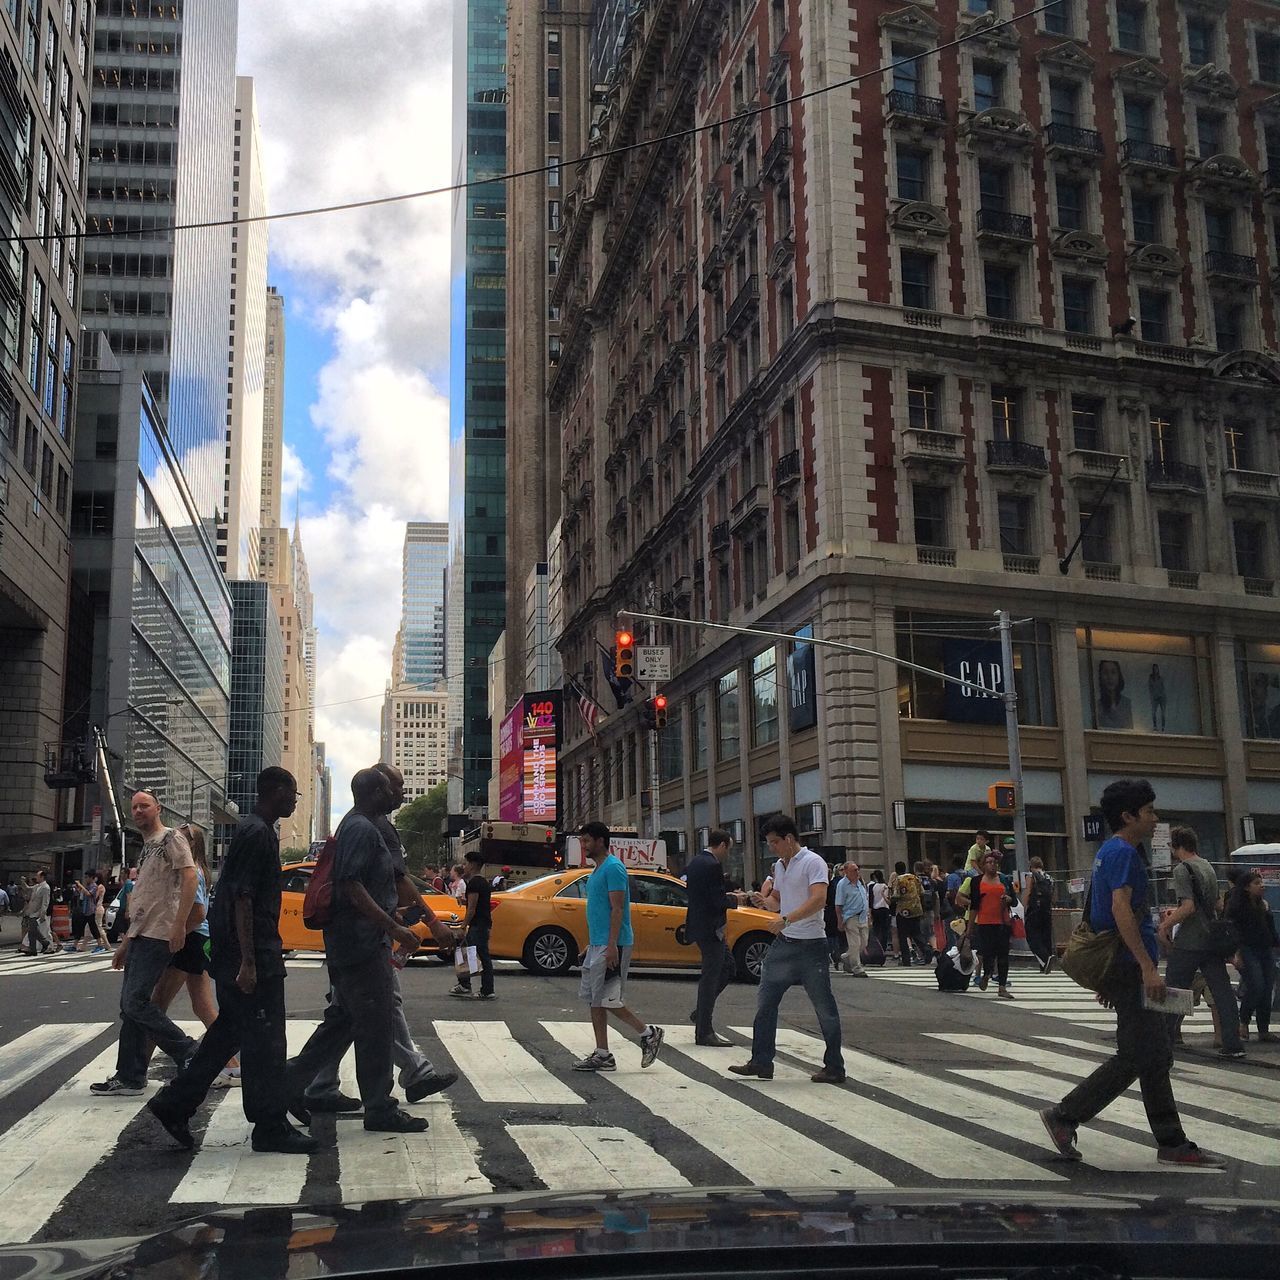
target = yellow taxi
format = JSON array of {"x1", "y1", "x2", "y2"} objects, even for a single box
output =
[
  {"x1": 488, "y1": 867, "x2": 779, "y2": 982},
  {"x1": 278, "y1": 862, "x2": 468, "y2": 957}
]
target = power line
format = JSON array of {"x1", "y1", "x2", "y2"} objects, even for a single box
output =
[{"x1": 7, "y1": 4, "x2": 1054, "y2": 247}]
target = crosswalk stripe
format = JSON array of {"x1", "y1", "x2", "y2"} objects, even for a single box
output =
[
  {"x1": 938, "y1": 1035, "x2": 1275, "y2": 1128},
  {"x1": 432, "y1": 1021, "x2": 580, "y2": 1105},
  {"x1": 0, "y1": 1024, "x2": 110, "y2": 1104},
  {"x1": 664, "y1": 1028, "x2": 1061, "y2": 1183},
  {"x1": 541, "y1": 1020, "x2": 890, "y2": 1188},
  {"x1": 1042, "y1": 1036, "x2": 1280, "y2": 1104},
  {"x1": 507, "y1": 1123, "x2": 689, "y2": 1190},
  {"x1": 739, "y1": 1027, "x2": 1164, "y2": 1173}
]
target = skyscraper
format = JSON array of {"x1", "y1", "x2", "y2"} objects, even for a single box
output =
[
  {"x1": 448, "y1": 0, "x2": 508, "y2": 810},
  {"x1": 0, "y1": 1, "x2": 92, "y2": 844},
  {"x1": 226, "y1": 578, "x2": 285, "y2": 832},
  {"x1": 219, "y1": 77, "x2": 268, "y2": 580},
  {"x1": 260, "y1": 284, "x2": 285, "y2": 545},
  {"x1": 394, "y1": 521, "x2": 447, "y2": 690}
]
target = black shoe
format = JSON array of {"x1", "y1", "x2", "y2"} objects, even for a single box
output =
[
  {"x1": 689, "y1": 1009, "x2": 697, "y2": 1024},
  {"x1": 696, "y1": 1033, "x2": 734, "y2": 1047},
  {"x1": 406, "y1": 1071, "x2": 458, "y2": 1103},
  {"x1": 145, "y1": 1099, "x2": 194, "y2": 1150},
  {"x1": 728, "y1": 1061, "x2": 774, "y2": 1080},
  {"x1": 287, "y1": 1097, "x2": 313, "y2": 1127},
  {"x1": 364, "y1": 1108, "x2": 429, "y2": 1133},
  {"x1": 305, "y1": 1091, "x2": 362, "y2": 1113},
  {"x1": 252, "y1": 1124, "x2": 319, "y2": 1155},
  {"x1": 810, "y1": 1068, "x2": 847, "y2": 1085}
]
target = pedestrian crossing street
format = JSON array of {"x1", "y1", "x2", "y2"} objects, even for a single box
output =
[{"x1": 1, "y1": 982, "x2": 1277, "y2": 1247}]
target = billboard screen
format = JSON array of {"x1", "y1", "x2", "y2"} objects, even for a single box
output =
[
  {"x1": 521, "y1": 690, "x2": 561, "y2": 823},
  {"x1": 498, "y1": 700, "x2": 524, "y2": 822}
]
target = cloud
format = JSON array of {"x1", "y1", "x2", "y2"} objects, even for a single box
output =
[
  {"x1": 238, "y1": 2, "x2": 456, "y2": 825},
  {"x1": 280, "y1": 441, "x2": 310, "y2": 508}
]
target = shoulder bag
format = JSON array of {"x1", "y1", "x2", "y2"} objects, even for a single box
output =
[
  {"x1": 1185, "y1": 866, "x2": 1240, "y2": 960},
  {"x1": 1060, "y1": 877, "x2": 1123, "y2": 993}
]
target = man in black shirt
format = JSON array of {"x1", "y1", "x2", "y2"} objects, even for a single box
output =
[
  {"x1": 144, "y1": 767, "x2": 317, "y2": 1155},
  {"x1": 684, "y1": 829, "x2": 742, "y2": 1046},
  {"x1": 450, "y1": 849, "x2": 495, "y2": 998}
]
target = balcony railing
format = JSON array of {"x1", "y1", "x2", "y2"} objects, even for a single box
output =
[
  {"x1": 1204, "y1": 250, "x2": 1259, "y2": 280},
  {"x1": 1224, "y1": 469, "x2": 1280, "y2": 501},
  {"x1": 725, "y1": 273, "x2": 760, "y2": 334},
  {"x1": 1044, "y1": 122, "x2": 1104, "y2": 154},
  {"x1": 774, "y1": 448, "x2": 801, "y2": 489},
  {"x1": 1120, "y1": 138, "x2": 1177, "y2": 169},
  {"x1": 1066, "y1": 450, "x2": 1132, "y2": 484},
  {"x1": 1168, "y1": 570, "x2": 1200, "y2": 591},
  {"x1": 977, "y1": 207, "x2": 1033, "y2": 239},
  {"x1": 986, "y1": 439, "x2": 1048, "y2": 472},
  {"x1": 886, "y1": 89, "x2": 947, "y2": 122},
  {"x1": 902, "y1": 428, "x2": 966, "y2": 468},
  {"x1": 1145, "y1": 458, "x2": 1205, "y2": 491},
  {"x1": 710, "y1": 519, "x2": 730, "y2": 552},
  {"x1": 1003, "y1": 553, "x2": 1040, "y2": 575},
  {"x1": 916, "y1": 546, "x2": 956, "y2": 568},
  {"x1": 1245, "y1": 577, "x2": 1276, "y2": 597},
  {"x1": 1084, "y1": 562, "x2": 1122, "y2": 583},
  {"x1": 665, "y1": 409, "x2": 686, "y2": 442},
  {"x1": 762, "y1": 124, "x2": 791, "y2": 179}
]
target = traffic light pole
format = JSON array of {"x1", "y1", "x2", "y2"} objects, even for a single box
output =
[
  {"x1": 645, "y1": 581, "x2": 661, "y2": 839},
  {"x1": 997, "y1": 609, "x2": 1030, "y2": 879}
]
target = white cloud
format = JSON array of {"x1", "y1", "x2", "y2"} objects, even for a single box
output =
[{"x1": 238, "y1": 2, "x2": 456, "y2": 822}]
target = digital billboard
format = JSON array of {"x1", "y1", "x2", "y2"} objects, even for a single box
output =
[
  {"x1": 497, "y1": 700, "x2": 524, "y2": 822},
  {"x1": 521, "y1": 690, "x2": 561, "y2": 823}
]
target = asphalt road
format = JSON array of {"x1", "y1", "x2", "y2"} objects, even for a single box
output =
[{"x1": 1, "y1": 932, "x2": 1278, "y2": 1248}]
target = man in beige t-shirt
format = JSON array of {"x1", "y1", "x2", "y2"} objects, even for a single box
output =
[{"x1": 90, "y1": 791, "x2": 200, "y2": 1096}]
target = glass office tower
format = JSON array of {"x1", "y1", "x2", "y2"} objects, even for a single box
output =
[
  {"x1": 398, "y1": 522, "x2": 448, "y2": 689},
  {"x1": 448, "y1": 0, "x2": 508, "y2": 809},
  {"x1": 227, "y1": 579, "x2": 285, "y2": 825}
]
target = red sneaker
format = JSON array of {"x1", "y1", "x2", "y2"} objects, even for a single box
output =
[{"x1": 1157, "y1": 1143, "x2": 1226, "y2": 1169}]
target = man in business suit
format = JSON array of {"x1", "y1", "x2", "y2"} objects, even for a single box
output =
[{"x1": 685, "y1": 829, "x2": 744, "y2": 1047}]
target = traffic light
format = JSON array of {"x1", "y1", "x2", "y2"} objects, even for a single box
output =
[
  {"x1": 653, "y1": 693, "x2": 668, "y2": 730},
  {"x1": 615, "y1": 629, "x2": 635, "y2": 680}
]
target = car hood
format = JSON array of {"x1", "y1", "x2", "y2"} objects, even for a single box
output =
[{"x1": 1, "y1": 1187, "x2": 1275, "y2": 1280}]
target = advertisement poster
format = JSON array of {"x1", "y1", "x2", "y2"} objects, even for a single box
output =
[
  {"x1": 498, "y1": 701, "x2": 524, "y2": 822},
  {"x1": 788, "y1": 624, "x2": 818, "y2": 732},
  {"x1": 1079, "y1": 648, "x2": 1200, "y2": 734},
  {"x1": 942, "y1": 639, "x2": 1005, "y2": 725},
  {"x1": 521, "y1": 691, "x2": 561, "y2": 822}
]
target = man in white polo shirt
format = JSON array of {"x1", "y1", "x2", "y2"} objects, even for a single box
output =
[{"x1": 729, "y1": 813, "x2": 845, "y2": 1084}]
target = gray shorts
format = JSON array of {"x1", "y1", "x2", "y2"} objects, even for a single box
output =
[{"x1": 578, "y1": 944, "x2": 631, "y2": 1008}]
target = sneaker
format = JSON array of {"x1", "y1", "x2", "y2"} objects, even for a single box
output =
[
  {"x1": 210, "y1": 1067, "x2": 241, "y2": 1089},
  {"x1": 92, "y1": 946, "x2": 108, "y2": 954},
  {"x1": 90, "y1": 1076, "x2": 144, "y2": 1097},
  {"x1": 405, "y1": 1070, "x2": 458, "y2": 1103},
  {"x1": 1039, "y1": 1108, "x2": 1082, "y2": 1161},
  {"x1": 252, "y1": 1123, "x2": 319, "y2": 1154},
  {"x1": 144, "y1": 1099, "x2": 194, "y2": 1150},
  {"x1": 998, "y1": 987, "x2": 1015, "y2": 1000},
  {"x1": 572, "y1": 1049, "x2": 617, "y2": 1072},
  {"x1": 1042, "y1": 955, "x2": 1057, "y2": 974},
  {"x1": 1217, "y1": 1047, "x2": 1246, "y2": 1061},
  {"x1": 363, "y1": 1108, "x2": 429, "y2": 1134},
  {"x1": 977, "y1": 975, "x2": 990, "y2": 992},
  {"x1": 476, "y1": 991, "x2": 497, "y2": 1001},
  {"x1": 448, "y1": 984, "x2": 474, "y2": 998},
  {"x1": 1157, "y1": 1142, "x2": 1227, "y2": 1169},
  {"x1": 304, "y1": 1091, "x2": 361, "y2": 1113},
  {"x1": 1257, "y1": 1031, "x2": 1277, "y2": 1043},
  {"x1": 639, "y1": 1024, "x2": 665, "y2": 1068}
]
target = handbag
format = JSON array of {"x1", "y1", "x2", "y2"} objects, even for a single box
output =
[
  {"x1": 1186, "y1": 867, "x2": 1240, "y2": 960},
  {"x1": 1060, "y1": 878, "x2": 1123, "y2": 993}
]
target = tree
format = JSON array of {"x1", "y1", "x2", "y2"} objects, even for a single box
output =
[
  {"x1": 395, "y1": 782, "x2": 449, "y2": 873},
  {"x1": 280, "y1": 846, "x2": 312, "y2": 867}
]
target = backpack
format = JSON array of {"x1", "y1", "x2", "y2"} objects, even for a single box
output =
[
  {"x1": 893, "y1": 873, "x2": 922, "y2": 917},
  {"x1": 919, "y1": 876, "x2": 937, "y2": 913},
  {"x1": 860, "y1": 931, "x2": 886, "y2": 966},
  {"x1": 1028, "y1": 870, "x2": 1055, "y2": 912},
  {"x1": 302, "y1": 835, "x2": 338, "y2": 930}
]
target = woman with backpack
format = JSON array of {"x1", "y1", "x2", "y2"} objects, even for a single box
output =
[
  {"x1": 1226, "y1": 871, "x2": 1278, "y2": 1043},
  {"x1": 1021, "y1": 856, "x2": 1057, "y2": 974},
  {"x1": 957, "y1": 849, "x2": 1018, "y2": 998}
]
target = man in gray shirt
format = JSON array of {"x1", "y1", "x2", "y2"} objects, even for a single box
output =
[
  {"x1": 20, "y1": 870, "x2": 55, "y2": 955},
  {"x1": 1157, "y1": 826, "x2": 1244, "y2": 1059}
]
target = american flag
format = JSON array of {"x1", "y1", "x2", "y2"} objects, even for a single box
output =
[{"x1": 569, "y1": 679, "x2": 603, "y2": 740}]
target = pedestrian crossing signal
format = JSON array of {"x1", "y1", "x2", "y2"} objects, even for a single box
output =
[
  {"x1": 987, "y1": 782, "x2": 1015, "y2": 813},
  {"x1": 615, "y1": 630, "x2": 635, "y2": 679}
]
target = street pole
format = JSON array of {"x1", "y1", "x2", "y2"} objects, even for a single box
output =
[
  {"x1": 996, "y1": 609, "x2": 1029, "y2": 880},
  {"x1": 646, "y1": 581, "x2": 661, "y2": 840}
]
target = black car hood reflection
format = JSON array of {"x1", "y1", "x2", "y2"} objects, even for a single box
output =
[{"x1": 0, "y1": 1187, "x2": 1277, "y2": 1280}]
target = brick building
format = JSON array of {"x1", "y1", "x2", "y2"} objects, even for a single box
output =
[{"x1": 548, "y1": 0, "x2": 1280, "y2": 887}]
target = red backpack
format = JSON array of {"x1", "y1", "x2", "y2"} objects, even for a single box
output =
[{"x1": 302, "y1": 836, "x2": 338, "y2": 930}]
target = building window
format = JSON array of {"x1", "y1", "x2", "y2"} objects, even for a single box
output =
[
  {"x1": 1071, "y1": 396, "x2": 1103, "y2": 451},
  {"x1": 1138, "y1": 288, "x2": 1170, "y2": 343},
  {"x1": 1257, "y1": 31, "x2": 1280, "y2": 84},
  {"x1": 973, "y1": 63, "x2": 1004, "y2": 112},
  {"x1": 1204, "y1": 205, "x2": 1233, "y2": 253},
  {"x1": 907, "y1": 375, "x2": 941, "y2": 430},
  {"x1": 1078, "y1": 625, "x2": 1210, "y2": 735},
  {"x1": 1055, "y1": 175, "x2": 1086, "y2": 230},
  {"x1": 784, "y1": 502, "x2": 801, "y2": 568},
  {"x1": 39, "y1": 442, "x2": 53, "y2": 497},
  {"x1": 891, "y1": 42, "x2": 925, "y2": 95},
  {"x1": 717, "y1": 670, "x2": 740, "y2": 761},
  {"x1": 990, "y1": 384, "x2": 1022, "y2": 441},
  {"x1": 1196, "y1": 109, "x2": 1225, "y2": 158},
  {"x1": 1131, "y1": 191, "x2": 1161, "y2": 244},
  {"x1": 983, "y1": 262, "x2": 1017, "y2": 319},
  {"x1": 1078, "y1": 504, "x2": 1113, "y2": 564},
  {"x1": 1157, "y1": 510, "x2": 1191, "y2": 571},
  {"x1": 1123, "y1": 95, "x2": 1152, "y2": 143},
  {"x1": 22, "y1": 419, "x2": 36, "y2": 474},
  {"x1": 1062, "y1": 276, "x2": 1094, "y2": 334},
  {"x1": 547, "y1": 29, "x2": 560, "y2": 53},
  {"x1": 1224, "y1": 420, "x2": 1254, "y2": 471},
  {"x1": 1212, "y1": 296, "x2": 1244, "y2": 352},
  {"x1": 55, "y1": 465, "x2": 67, "y2": 516},
  {"x1": 1043, "y1": 0, "x2": 1071, "y2": 36},
  {"x1": 1234, "y1": 519, "x2": 1266, "y2": 579},
  {"x1": 997, "y1": 493, "x2": 1033, "y2": 555},
  {"x1": 1150, "y1": 409, "x2": 1179, "y2": 463},
  {"x1": 1049, "y1": 79, "x2": 1080, "y2": 127},
  {"x1": 547, "y1": 199, "x2": 560, "y2": 230},
  {"x1": 900, "y1": 250, "x2": 934, "y2": 310},
  {"x1": 912, "y1": 483, "x2": 949, "y2": 547},
  {"x1": 895, "y1": 145, "x2": 929, "y2": 201},
  {"x1": 779, "y1": 278, "x2": 795, "y2": 339},
  {"x1": 1116, "y1": 1, "x2": 1146, "y2": 54},
  {"x1": 547, "y1": 112, "x2": 560, "y2": 143},
  {"x1": 547, "y1": 156, "x2": 560, "y2": 188},
  {"x1": 547, "y1": 67, "x2": 560, "y2": 98},
  {"x1": 751, "y1": 649, "x2": 779, "y2": 747},
  {"x1": 1186, "y1": 17, "x2": 1215, "y2": 67},
  {"x1": 978, "y1": 160, "x2": 1009, "y2": 213}
]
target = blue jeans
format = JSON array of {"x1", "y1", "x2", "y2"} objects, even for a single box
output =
[
  {"x1": 1237, "y1": 945, "x2": 1276, "y2": 1034},
  {"x1": 116, "y1": 935, "x2": 199, "y2": 1087},
  {"x1": 750, "y1": 936, "x2": 844, "y2": 1074}
]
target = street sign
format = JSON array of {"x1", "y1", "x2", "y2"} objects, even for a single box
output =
[
  {"x1": 1149, "y1": 822, "x2": 1172, "y2": 871},
  {"x1": 1081, "y1": 813, "x2": 1105, "y2": 843},
  {"x1": 1068, "y1": 876, "x2": 1087, "y2": 895},
  {"x1": 635, "y1": 645, "x2": 671, "y2": 681}
]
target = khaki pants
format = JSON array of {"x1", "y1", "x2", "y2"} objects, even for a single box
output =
[{"x1": 841, "y1": 921, "x2": 870, "y2": 974}]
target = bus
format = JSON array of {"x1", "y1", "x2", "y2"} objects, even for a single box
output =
[{"x1": 458, "y1": 820, "x2": 562, "y2": 886}]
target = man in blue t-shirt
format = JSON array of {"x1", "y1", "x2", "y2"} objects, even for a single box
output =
[
  {"x1": 571, "y1": 822, "x2": 664, "y2": 1073},
  {"x1": 1039, "y1": 778, "x2": 1224, "y2": 1170}
]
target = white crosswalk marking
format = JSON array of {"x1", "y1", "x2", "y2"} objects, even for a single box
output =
[
  {"x1": 432, "y1": 1020, "x2": 580, "y2": 1105},
  {"x1": 0, "y1": 954, "x2": 117, "y2": 976},
  {"x1": 0, "y1": 1024, "x2": 110, "y2": 1104},
  {"x1": 508, "y1": 1124, "x2": 689, "y2": 1190},
  {"x1": 541, "y1": 1020, "x2": 891, "y2": 1188}
]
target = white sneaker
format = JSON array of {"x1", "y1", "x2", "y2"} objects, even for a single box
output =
[
  {"x1": 572, "y1": 1049, "x2": 617, "y2": 1072},
  {"x1": 211, "y1": 1067, "x2": 242, "y2": 1089}
]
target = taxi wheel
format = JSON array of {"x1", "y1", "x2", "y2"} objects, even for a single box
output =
[
  {"x1": 522, "y1": 926, "x2": 577, "y2": 976},
  {"x1": 733, "y1": 933, "x2": 773, "y2": 984}
]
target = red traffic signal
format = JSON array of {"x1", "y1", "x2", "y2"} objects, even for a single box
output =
[
  {"x1": 643, "y1": 694, "x2": 669, "y2": 730},
  {"x1": 615, "y1": 630, "x2": 635, "y2": 679}
]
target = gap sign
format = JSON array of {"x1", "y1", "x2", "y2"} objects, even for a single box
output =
[{"x1": 942, "y1": 640, "x2": 1005, "y2": 725}]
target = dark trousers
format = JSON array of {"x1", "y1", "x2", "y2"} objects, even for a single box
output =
[
  {"x1": 1165, "y1": 946, "x2": 1243, "y2": 1053},
  {"x1": 1236, "y1": 945, "x2": 1275, "y2": 1034},
  {"x1": 1026, "y1": 915, "x2": 1053, "y2": 967},
  {"x1": 870, "y1": 907, "x2": 892, "y2": 953},
  {"x1": 693, "y1": 936, "x2": 734, "y2": 1038},
  {"x1": 973, "y1": 923, "x2": 1011, "y2": 987},
  {"x1": 750, "y1": 936, "x2": 843, "y2": 1074},
  {"x1": 457, "y1": 926, "x2": 494, "y2": 995},
  {"x1": 71, "y1": 909, "x2": 89, "y2": 943},
  {"x1": 108, "y1": 911, "x2": 129, "y2": 944},
  {"x1": 156, "y1": 974, "x2": 288, "y2": 1129},
  {"x1": 1055, "y1": 965, "x2": 1186, "y2": 1148},
  {"x1": 896, "y1": 914, "x2": 931, "y2": 965},
  {"x1": 286, "y1": 952, "x2": 396, "y2": 1117},
  {"x1": 116, "y1": 935, "x2": 198, "y2": 1087}
]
